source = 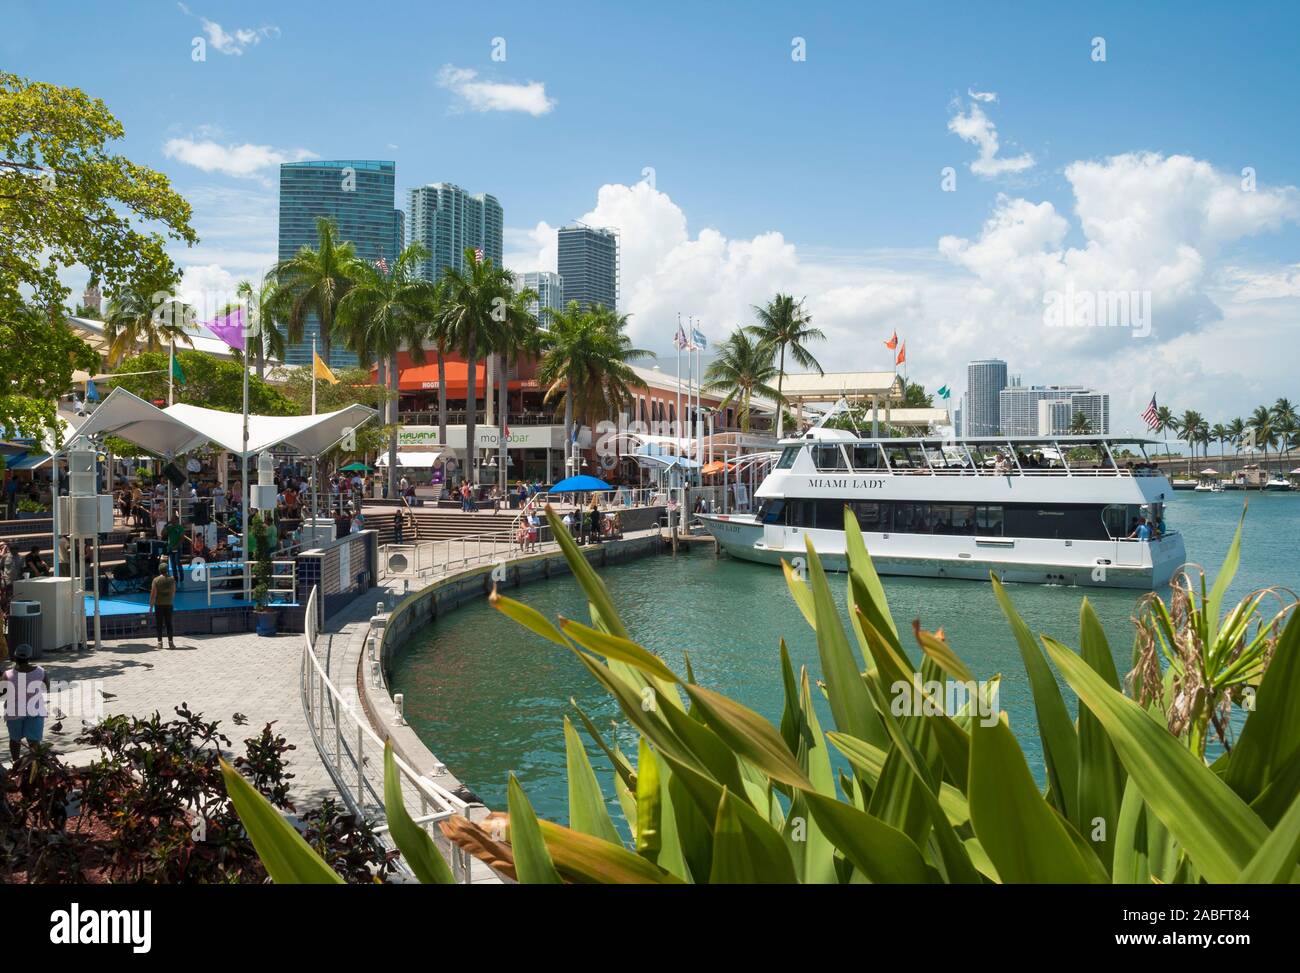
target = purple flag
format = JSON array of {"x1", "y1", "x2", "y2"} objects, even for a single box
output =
[{"x1": 203, "y1": 306, "x2": 245, "y2": 351}]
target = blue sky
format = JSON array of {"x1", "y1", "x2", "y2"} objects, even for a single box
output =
[{"x1": 7, "y1": 0, "x2": 1300, "y2": 427}]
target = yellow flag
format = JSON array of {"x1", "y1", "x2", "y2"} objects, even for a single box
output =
[{"x1": 313, "y1": 352, "x2": 339, "y2": 385}]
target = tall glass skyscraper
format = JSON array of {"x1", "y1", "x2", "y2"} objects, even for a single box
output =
[
  {"x1": 965, "y1": 358, "x2": 1008, "y2": 436},
  {"x1": 406, "y1": 183, "x2": 503, "y2": 281},
  {"x1": 557, "y1": 225, "x2": 619, "y2": 311},
  {"x1": 513, "y1": 271, "x2": 564, "y2": 326},
  {"x1": 278, "y1": 160, "x2": 401, "y2": 367}
]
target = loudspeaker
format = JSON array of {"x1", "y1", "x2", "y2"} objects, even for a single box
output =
[{"x1": 162, "y1": 463, "x2": 186, "y2": 487}]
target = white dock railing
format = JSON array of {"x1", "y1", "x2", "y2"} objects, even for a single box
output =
[{"x1": 299, "y1": 585, "x2": 477, "y2": 883}]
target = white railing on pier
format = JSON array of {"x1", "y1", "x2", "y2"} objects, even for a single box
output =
[{"x1": 299, "y1": 585, "x2": 476, "y2": 883}]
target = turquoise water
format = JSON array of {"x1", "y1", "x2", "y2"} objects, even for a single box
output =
[{"x1": 389, "y1": 492, "x2": 1297, "y2": 822}]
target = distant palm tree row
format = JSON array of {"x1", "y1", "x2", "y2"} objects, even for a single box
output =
[
  {"x1": 1152, "y1": 400, "x2": 1300, "y2": 472},
  {"x1": 104, "y1": 217, "x2": 646, "y2": 490}
]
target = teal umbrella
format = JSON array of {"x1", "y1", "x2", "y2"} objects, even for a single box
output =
[{"x1": 339, "y1": 462, "x2": 373, "y2": 472}]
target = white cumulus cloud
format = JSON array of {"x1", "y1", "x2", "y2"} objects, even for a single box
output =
[
  {"x1": 948, "y1": 95, "x2": 1034, "y2": 178},
  {"x1": 163, "y1": 137, "x2": 317, "y2": 179},
  {"x1": 437, "y1": 65, "x2": 555, "y2": 116},
  {"x1": 178, "y1": 3, "x2": 278, "y2": 55}
]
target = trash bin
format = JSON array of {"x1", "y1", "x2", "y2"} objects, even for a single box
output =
[{"x1": 8, "y1": 600, "x2": 42, "y2": 658}]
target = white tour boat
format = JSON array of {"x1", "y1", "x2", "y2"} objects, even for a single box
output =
[{"x1": 698, "y1": 426, "x2": 1185, "y2": 589}]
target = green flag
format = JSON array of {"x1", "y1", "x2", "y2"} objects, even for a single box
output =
[
  {"x1": 171, "y1": 356, "x2": 186, "y2": 386},
  {"x1": 937, "y1": 384, "x2": 951, "y2": 400}
]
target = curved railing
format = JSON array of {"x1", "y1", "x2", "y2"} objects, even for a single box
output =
[{"x1": 299, "y1": 585, "x2": 476, "y2": 883}]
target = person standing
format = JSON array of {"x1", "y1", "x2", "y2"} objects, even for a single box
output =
[
  {"x1": 4, "y1": 643, "x2": 48, "y2": 760},
  {"x1": 0, "y1": 541, "x2": 14, "y2": 615},
  {"x1": 149, "y1": 564, "x2": 177, "y2": 650},
  {"x1": 163, "y1": 512, "x2": 186, "y2": 579}
]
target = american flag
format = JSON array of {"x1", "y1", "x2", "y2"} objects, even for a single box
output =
[
  {"x1": 1141, "y1": 395, "x2": 1160, "y2": 430},
  {"x1": 473, "y1": 247, "x2": 485, "y2": 262},
  {"x1": 374, "y1": 256, "x2": 389, "y2": 274},
  {"x1": 673, "y1": 325, "x2": 689, "y2": 350}
]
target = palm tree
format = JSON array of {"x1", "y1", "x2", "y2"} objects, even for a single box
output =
[
  {"x1": 537, "y1": 302, "x2": 649, "y2": 476},
  {"x1": 1272, "y1": 398, "x2": 1298, "y2": 462},
  {"x1": 1209, "y1": 423, "x2": 1228, "y2": 462},
  {"x1": 1177, "y1": 409, "x2": 1205, "y2": 473},
  {"x1": 102, "y1": 276, "x2": 194, "y2": 365},
  {"x1": 746, "y1": 294, "x2": 824, "y2": 439},
  {"x1": 274, "y1": 217, "x2": 357, "y2": 368},
  {"x1": 425, "y1": 280, "x2": 453, "y2": 490},
  {"x1": 1248, "y1": 406, "x2": 1276, "y2": 478},
  {"x1": 1153, "y1": 405, "x2": 1175, "y2": 464},
  {"x1": 434, "y1": 249, "x2": 520, "y2": 484},
  {"x1": 1228, "y1": 417, "x2": 1246, "y2": 457},
  {"x1": 703, "y1": 329, "x2": 781, "y2": 433},
  {"x1": 235, "y1": 275, "x2": 287, "y2": 380},
  {"x1": 1068, "y1": 411, "x2": 1092, "y2": 435},
  {"x1": 485, "y1": 284, "x2": 541, "y2": 494},
  {"x1": 337, "y1": 244, "x2": 439, "y2": 495}
]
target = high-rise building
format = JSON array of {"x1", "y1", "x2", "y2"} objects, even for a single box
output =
[
  {"x1": 557, "y1": 225, "x2": 619, "y2": 311},
  {"x1": 1036, "y1": 399, "x2": 1074, "y2": 436},
  {"x1": 965, "y1": 359, "x2": 1007, "y2": 436},
  {"x1": 405, "y1": 183, "x2": 504, "y2": 282},
  {"x1": 1068, "y1": 392, "x2": 1110, "y2": 434},
  {"x1": 514, "y1": 271, "x2": 565, "y2": 326},
  {"x1": 278, "y1": 160, "x2": 401, "y2": 367},
  {"x1": 1000, "y1": 384, "x2": 1087, "y2": 437},
  {"x1": 953, "y1": 403, "x2": 962, "y2": 438}
]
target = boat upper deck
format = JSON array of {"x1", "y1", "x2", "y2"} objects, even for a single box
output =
[{"x1": 773, "y1": 432, "x2": 1167, "y2": 479}]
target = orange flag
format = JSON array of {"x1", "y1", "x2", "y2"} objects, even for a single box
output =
[
  {"x1": 884, "y1": 330, "x2": 898, "y2": 350},
  {"x1": 896, "y1": 342, "x2": 906, "y2": 366}
]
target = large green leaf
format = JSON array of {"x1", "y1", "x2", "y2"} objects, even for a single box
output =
[
  {"x1": 967, "y1": 714, "x2": 1100, "y2": 883},
  {"x1": 1224, "y1": 609, "x2": 1300, "y2": 803},
  {"x1": 1237, "y1": 792, "x2": 1300, "y2": 884},
  {"x1": 843, "y1": 509, "x2": 900, "y2": 642},
  {"x1": 802, "y1": 791, "x2": 934, "y2": 883},
  {"x1": 570, "y1": 697, "x2": 636, "y2": 792},
  {"x1": 382, "y1": 742, "x2": 457, "y2": 884},
  {"x1": 657, "y1": 749, "x2": 797, "y2": 883},
  {"x1": 1112, "y1": 776, "x2": 1151, "y2": 884},
  {"x1": 710, "y1": 787, "x2": 797, "y2": 884},
  {"x1": 828, "y1": 731, "x2": 971, "y2": 827},
  {"x1": 559, "y1": 616, "x2": 681, "y2": 684},
  {"x1": 1205, "y1": 508, "x2": 1245, "y2": 651},
  {"x1": 507, "y1": 772, "x2": 563, "y2": 884},
  {"x1": 803, "y1": 536, "x2": 887, "y2": 747},
  {"x1": 537, "y1": 819, "x2": 684, "y2": 884},
  {"x1": 682, "y1": 681, "x2": 812, "y2": 791},
  {"x1": 1076, "y1": 599, "x2": 1126, "y2": 874},
  {"x1": 543, "y1": 506, "x2": 628, "y2": 638},
  {"x1": 992, "y1": 575, "x2": 1080, "y2": 822},
  {"x1": 490, "y1": 590, "x2": 569, "y2": 647},
  {"x1": 220, "y1": 759, "x2": 343, "y2": 884},
  {"x1": 563, "y1": 715, "x2": 622, "y2": 844},
  {"x1": 1041, "y1": 635, "x2": 1272, "y2": 883}
]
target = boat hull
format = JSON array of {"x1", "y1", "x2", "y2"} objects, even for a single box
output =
[{"x1": 698, "y1": 514, "x2": 1184, "y2": 589}]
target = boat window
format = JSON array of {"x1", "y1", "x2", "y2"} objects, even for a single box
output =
[
  {"x1": 816, "y1": 500, "x2": 846, "y2": 527},
  {"x1": 975, "y1": 505, "x2": 1003, "y2": 536},
  {"x1": 776, "y1": 446, "x2": 802, "y2": 470},
  {"x1": 893, "y1": 502, "x2": 930, "y2": 533},
  {"x1": 942, "y1": 504, "x2": 976, "y2": 534},
  {"x1": 851, "y1": 501, "x2": 884, "y2": 531},
  {"x1": 812, "y1": 445, "x2": 848, "y2": 471},
  {"x1": 849, "y1": 444, "x2": 883, "y2": 471},
  {"x1": 757, "y1": 498, "x2": 786, "y2": 525},
  {"x1": 1102, "y1": 504, "x2": 1129, "y2": 539},
  {"x1": 883, "y1": 444, "x2": 927, "y2": 471}
]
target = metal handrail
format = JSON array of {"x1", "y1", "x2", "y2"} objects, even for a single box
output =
[{"x1": 299, "y1": 585, "x2": 475, "y2": 883}]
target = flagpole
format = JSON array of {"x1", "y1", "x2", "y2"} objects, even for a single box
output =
[
  {"x1": 311, "y1": 335, "x2": 319, "y2": 528},
  {"x1": 167, "y1": 339, "x2": 175, "y2": 524},
  {"x1": 675, "y1": 314, "x2": 683, "y2": 452},
  {"x1": 241, "y1": 321, "x2": 250, "y2": 602}
]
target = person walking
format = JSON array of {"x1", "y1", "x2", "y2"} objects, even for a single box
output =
[
  {"x1": 149, "y1": 564, "x2": 177, "y2": 650},
  {"x1": 4, "y1": 642, "x2": 48, "y2": 760}
]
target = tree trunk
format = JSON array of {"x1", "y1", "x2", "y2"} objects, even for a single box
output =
[
  {"x1": 388, "y1": 349, "x2": 399, "y2": 498},
  {"x1": 464, "y1": 331, "x2": 478, "y2": 486},
  {"x1": 499, "y1": 351, "x2": 509, "y2": 497},
  {"x1": 437, "y1": 348, "x2": 448, "y2": 497},
  {"x1": 775, "y1": 344, "x2": 786, "y2": 439},
  {"x1": 564, "y1": 391, "x2": 574, "y2": 477}
]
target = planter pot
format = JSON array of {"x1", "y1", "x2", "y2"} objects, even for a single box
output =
[
  {"x1": 17, "y1": 510, "x2": 48, "y2": 520},
  {"x1": 254, "y1": 608, "x2": 279, "y2": 637}
]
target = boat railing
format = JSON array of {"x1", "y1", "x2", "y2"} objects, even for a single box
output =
[{"x1": 822, "y1": 465, "x2": 1161, "y2": 477}]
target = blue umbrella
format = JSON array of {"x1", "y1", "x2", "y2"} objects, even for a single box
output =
[{"x1": 548, "y1": 474, "x2": 613, "y2": 493}]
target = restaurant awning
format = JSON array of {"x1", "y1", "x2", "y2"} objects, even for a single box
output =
[
  {"x1": 70, "y1": 387, "x2": 377, "y2": 458},
  {"x1": 383, "y1": 361, "x2": 532, "y2": 394},
  {"x1": 376, "y1": 451, "x2": 443, "y2": 468}
]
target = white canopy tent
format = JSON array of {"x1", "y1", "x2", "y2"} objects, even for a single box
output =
[{"x1": 70, "y1": 388, "x2": 376, "y2": 458}]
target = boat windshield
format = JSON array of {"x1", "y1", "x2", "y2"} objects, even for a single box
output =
[{"x1": 776, "y1": 446, "x2": 801, "y2": 470}]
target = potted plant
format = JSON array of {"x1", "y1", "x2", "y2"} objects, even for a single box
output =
[
  {"x1": 16, "y1": 497, "x2": 48, "y2": 520},
  {"x1": 250, "y1": 516, "x2": 278, "y2": 636}
]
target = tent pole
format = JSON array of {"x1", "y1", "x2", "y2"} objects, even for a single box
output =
[{"x1": 241, "y1": 337, "x2": 250, "y2": 603}]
